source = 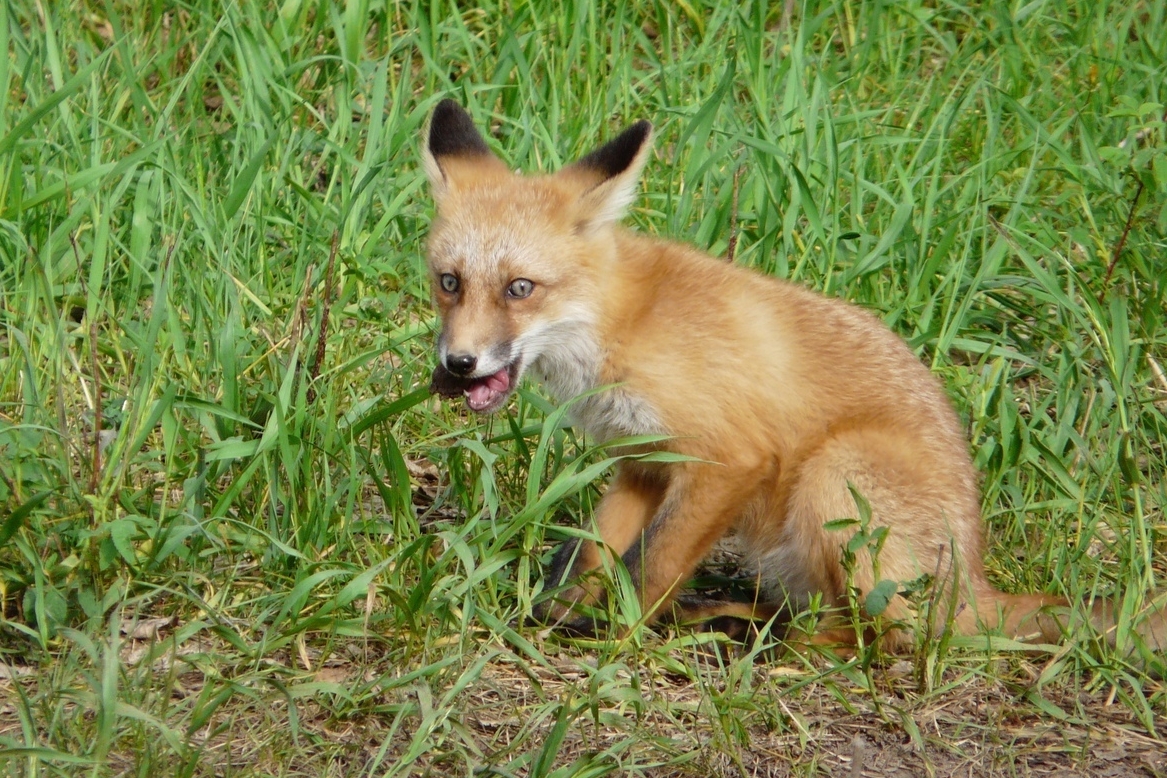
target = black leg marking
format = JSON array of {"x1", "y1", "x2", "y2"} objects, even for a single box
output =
[
  {"x1": 618, "y1": 501, "x2": 670, "y2": 594},
  {"x1": 531, "y1": 538, "x2": 590, "y2": 625},
  {"x1": 547, "y1": 537, "x2": 584, "y2": 588}
]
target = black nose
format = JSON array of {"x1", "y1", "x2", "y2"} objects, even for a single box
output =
[{"x1": 446, "y1": 353, "x2": 477, "y2": 376}]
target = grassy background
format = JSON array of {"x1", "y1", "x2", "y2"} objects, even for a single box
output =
[{"x1": 1, "y1": 0, "x2": 1166, "y2": 775}]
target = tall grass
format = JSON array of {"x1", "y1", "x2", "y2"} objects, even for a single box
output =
[{"x1": 1, "y1": 0, "x2": 1165, "y2": 774}]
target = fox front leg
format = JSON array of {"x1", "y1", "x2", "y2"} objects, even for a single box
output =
[
  {"x1": 540, "y1": 461, "x2": 766, "y2": 636},
  {"x1": 533, "y1": 464, "x2": 665, "y2": 628},
  {"x1": 612, "y1": 463, "x2": 766, "y2": 628}
]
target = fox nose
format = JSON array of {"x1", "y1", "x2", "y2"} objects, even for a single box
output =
[{"x1": 446, "y1": 353, "x2": 477, "y2": 376}]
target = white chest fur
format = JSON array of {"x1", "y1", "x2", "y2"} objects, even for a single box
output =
[
  {"x1": 569, "y1": 389, "x2": 663, "y2": 443},
  {"x1": 526, "y1": 322, "x2": 663, "y2": 443}
]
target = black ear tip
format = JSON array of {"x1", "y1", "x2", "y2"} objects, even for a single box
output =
[
  {"x1": 433, "y1": 98, "x2": 469, "y2": 123},
  {"x1": 428, "y1": 99, "x2": 490, "y2": 158},
  {"x1": 613, "y1": 119, "x2": 653, "y2": 150},
  {"x1": 576, "y1": 119, "x2": 654, "y2": 179},
  {"x1": 629, "y1": 119, "x2": 653, "y2": 140}
]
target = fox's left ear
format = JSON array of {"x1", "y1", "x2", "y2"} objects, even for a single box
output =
[{"x1": 566, "y1": 120, "x2": 653, "y2": 232}]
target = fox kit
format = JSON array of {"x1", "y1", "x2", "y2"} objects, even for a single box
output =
[{"x1": 422, "y1": 99, "x2": 1165, "y2": 653}]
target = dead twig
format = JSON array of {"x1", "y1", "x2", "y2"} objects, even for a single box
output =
[
  {"x1": 725, "y1": 164, "x2": 745, "y2": 263},
  {"x1": 1098, "y1": 177, "x2": 1145, "y2": 301},
  {"x1": 307, "y1": 231, "x2": 339, "y2": 404}
]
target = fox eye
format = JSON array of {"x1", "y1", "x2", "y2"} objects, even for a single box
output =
[
  {"x1": 439, "y1": 273, "x2": 459, "y2": 293},
  {"x1": 507, "y1": 278, "x2": 534, "y2": 299}
]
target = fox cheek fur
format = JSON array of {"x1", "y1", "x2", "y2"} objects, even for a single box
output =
[{"x1": 420, "y1": 98, "x2": 1167, "y2": 659}]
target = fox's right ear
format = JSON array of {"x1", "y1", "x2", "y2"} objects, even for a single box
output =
[
  {"x1": 566, "y1": 120, "x2": 653, "y2": 233},
  {"x1": 422, "y1": 99, "x2": 501, "y2": 201}
]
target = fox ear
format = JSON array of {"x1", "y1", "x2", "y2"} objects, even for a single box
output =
[
  {"x1": 423, "y1": 99, "x2": 499, "y2": 200},
  {"x1": 568, "y1": 120, "x2": 653, "y2": 232}
]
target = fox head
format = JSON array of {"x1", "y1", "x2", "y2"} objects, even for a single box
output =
[{"x1": 422, "y1": 99, "x2": 652, "y2": 414}]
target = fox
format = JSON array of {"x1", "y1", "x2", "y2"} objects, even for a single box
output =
[{"x1": 421, "y1": 98, "x2": 1166, "y2": 657}]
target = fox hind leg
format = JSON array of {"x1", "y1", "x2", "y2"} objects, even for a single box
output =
[{"x1": 758, "y1": 429, "x2": 991, "y2": 652}]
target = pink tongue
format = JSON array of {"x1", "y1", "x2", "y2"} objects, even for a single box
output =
[{"x1": 466, "y1": 368, "x2": 511, "y2": 410}]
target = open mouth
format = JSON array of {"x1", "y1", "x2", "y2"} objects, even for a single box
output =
[{"x1": 429, "y1": 359, "x2": 521, "y2": 414}]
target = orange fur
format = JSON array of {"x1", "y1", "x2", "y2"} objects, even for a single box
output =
[{"x1": 421, "y1": 100, "x2": 1165, "y2": 657}]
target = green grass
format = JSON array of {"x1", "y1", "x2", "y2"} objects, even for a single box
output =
[{"x1": 1, "y1": 0, "x2": 1166, "y2": 775}]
